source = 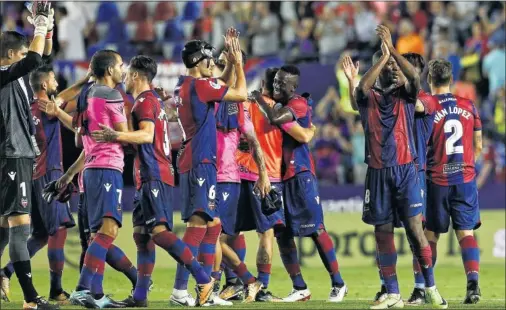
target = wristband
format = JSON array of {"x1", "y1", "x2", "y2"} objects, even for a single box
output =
[{"x1": 45, "y1": 30, "x2": 53, "y2": 39}]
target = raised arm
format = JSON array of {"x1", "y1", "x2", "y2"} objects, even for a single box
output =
[
  {"x1": 38, "y1": 98, "x2": 74, "y2": 131},
  {"x1": 221, "y1": 36, "x2": 247, "y2": 102},
  {"x1": 377, "y1": 25, "x2": 420, "y2": 96},
  {"x1": 342, "y1": 56, "x2": 360, "y2": 111},
  {"x1": 54, "y1": 71, "x2": 93, "y2": 106},
  {"x1": 356, "y1": 41, "x2": 390, "y2": 99}
]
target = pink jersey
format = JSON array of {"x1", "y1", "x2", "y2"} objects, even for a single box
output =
[
  {"x1": 215, "y1": 102, "x2": 254, "y2": 183},
  {"x1": 82, "y1": 85, "x2": 127, "y2": 172}
]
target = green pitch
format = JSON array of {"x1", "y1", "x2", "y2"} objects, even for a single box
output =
[
  {"x1": 1, "y1": 211, "x2": 504, "y2": 309},
  {"x1": 1, "y1": 263, "x2": 504, "y2": 309}
]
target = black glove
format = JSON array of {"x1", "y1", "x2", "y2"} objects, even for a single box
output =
[
  {"x1": 32, "y1": 0, "x2": 51, "y2": 17},
  {"x1": 261, "y1": 187, "x2": 283, "y2": 216},
  {"x1": 43, "y1": 180, "x2": 75, "y2": 204}
]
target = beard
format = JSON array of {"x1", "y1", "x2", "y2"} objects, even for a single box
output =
[{"x1": 46, "y1": 89, "x2": 58, "y2": 99}]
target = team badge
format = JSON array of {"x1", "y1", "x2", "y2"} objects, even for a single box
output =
[
  {"x1": 209, "y1": 80, "x2": 221, "y2": 90},
  {"x1": 21, "y1": 198, "x2": 28, "y2": 208}
]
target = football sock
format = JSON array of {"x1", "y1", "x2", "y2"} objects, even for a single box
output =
[
  {"x1": 174, "y1": 226, "x2": 206, "y2": 290},
  {"x1": 233, "y1": 262, "x2": 256, "y2": 285},
  {"x1": 198, "y1": 224, "x2": 221, "y2": 276},
  {"x1": 225, "y1": 234, "x2": 246, "y2": 282},
  {"x1": 413, "y1": 245, "x2": 435, "y2": 288},
  {"x1": 76, "y1": 233, "x2": 114, "y2": 292},
  {"x1": 257, "y1": 263, "x2": 271, "y2": 289},
  {"x1": 375, "y1": 231, "x2": 399, "y2": 294},
  {"x1": 48, "y1": 228, "x2": 67, "y2": 296},
  {"x1": 3, "y1": 235, "x2": 48, "y2": 279},
  {"x1": 412, "y1": 254, "x2": 426, "y2": 289},
  {"x1": 10, "y1": 225, "x2": 38, "y2": 303},
  {"x1": 312, "y1": 231, "x2": 344, "y2": 287},
  {"x1": 152, "y1": 230, "x2": 210, "y2": 285},
  {"x1": 276, "y1": 232, "x2": 307, "y2": 290},
  {"x1": 133, "y1": 233, "x2": 155, "y2": 302},
  {"x1": 106, "y1": 244, "x2": 138, "y2": 288},
  {"x1": 211, "y1": 271, "x2": 222, "y2": 282},
  {"x1": 459, "y1": 236, "x2": 480, "y2": 282}
]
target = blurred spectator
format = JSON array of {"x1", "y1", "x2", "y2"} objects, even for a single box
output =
[
  {"x1": 465, "y1": 22, "x2": 490, "y2": 57},
  {"x1": 351, "y1": 118, "x2": 366, "y2": 184},
  {"x1": 314, "y1": 5, "x2": 347, "y2": 60},
  {"x1": 249, "y1": 3, "x2": 280, "y2": 56},
  {"x1": 58, "y1": 4, "x2": 87, "y2": 60},
  {"x1": 1, "y1": 14, "x2": 25, "y2": 34},
  {"x1": 405, "y1": 2, "x2": 428, "y2": 35},
  {"x1": 396, "y1": 18, "x2": 425, "y2": 55},
  {"x1": 352, "y1": 3, "x2": 378, "y2": 50},
  {"x1": 312, "y1": 124, "x2": 352, "y2": 185},
  {"x1": 453, "y1": 69, "x2": 478, "y2": 103},
  {"x1": 482, "y1": 36, "x2": 506, "y2": 95}
]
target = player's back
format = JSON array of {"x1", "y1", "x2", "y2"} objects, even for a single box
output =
[
  {"x1": 174, "y1": 75, "x2": 228, "y2": 173},
  {"x1": 414, "y1": 90, "x2": 438, "y2": 171},
  {"x1": 236, "y1": 97, "x2": 283, "y2": 182},
  {"x1": 427, "y1": 93, "x2": 482, "y2": 185},
  {"x1": 132, "y1": 90, "x2": 174, "y2": 188},
  {"x1": 356, "y1": 86, "x2": 418, "y2": 169},
  {"x1": 31, "y1": 99, "x2": 63, "y2": 179},
  {"x1": 282, "y1": 94, "x2": 315, "y2": 180},
  {"x1": 82, "y1": 84, "x2": 126, "y2": 172}
]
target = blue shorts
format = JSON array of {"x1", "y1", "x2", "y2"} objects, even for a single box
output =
[
  {"x1": 83, "y1": 168, "x2": 123, "y2": 233},
  {"x1": 283, "y1": 172, "x2": 324, "y2": 237},
  {"x1": 236, "y1": 181, "x2": 285, "y2": 233},
  {"x1": 77, "y1": 193, "x2": 90, "y2": 244},
  {"x1": 32, "y1": 170, "x2": 76, "y2": 236},
  {"x1": 180, "y1": 164, "x2": 217, "y2": 222},
  {"x1": 133, "y1": 180, "x2": 174, "y2": 231},
  {"x1": 217, "y1": 182, "x2": 241, "y2": 235},
  {"x1": 362, "y1": 163, "x2": 423, "y2": 226},
  {"x1": 425, "y1": 179, "x2": 481, "y2": 233},
  {"x1": 394, "y1": 170, "x2": 427, "y2": 228}
]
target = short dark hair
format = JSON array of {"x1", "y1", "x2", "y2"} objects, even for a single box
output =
[
  {"x1": 428, "y1": 59, "x2": 452, "y2": 87},
  {"x1": 90, "y1": 49, "x2": 120, "y2": 78},
  {"x1": 29, "y1": 66, "x2": 53, "y2": 92},
  {"x1": 264, "y1": 67, "x2": 279, "y2": 93},
  {"x1": 0, "y1": 31, "x2": 28, "y2": 58},
  {"x1": 280, "y1": 65, "x2": 300, "y2": 77},
  {"x1": 129, "y1": 55, "x2": 157, "y2": 83},
  {"x1": 402, "y1": 53, "x2": 425, "y2": 72}
]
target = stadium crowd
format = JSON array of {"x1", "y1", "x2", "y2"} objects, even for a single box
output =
[{"x1": 1, "y1": 1, "x2": 504, "y2": 186}]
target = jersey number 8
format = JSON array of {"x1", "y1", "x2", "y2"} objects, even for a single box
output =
[{"x1": 444, "y1": 119, "x2": 464, "y2": 155}]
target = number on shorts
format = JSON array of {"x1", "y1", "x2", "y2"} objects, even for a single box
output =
[
  {"x1": 444, "y1": 119, "x2": 464, "y2": 155},
  {"x1": 116, "y1": 189, "x2": 122, "y2": 202},
  {"x1": 364, "y1": 189, "x2": 370, "y2": 204},
  {"x1": 20, "y1": 182, "x2": 26, "y2": 197},
  {"x1": 208, "y1": 185, "x2": 216, "y2": 200},
  {"x1": 162, "y1": 121, "x2": 171, "y2": 156}
]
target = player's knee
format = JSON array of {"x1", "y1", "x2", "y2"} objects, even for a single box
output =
[
  {"x1": 455, "y1": 229, "x2": 474, "y2": 241},
  {"x1": 258, "y1": 228, "x2": 274, "y2": 240},
  {"x1": 151, "y1": 224, "x2": 167, "y2": 236},
  {"x1": 99, "y1": 218, "x2": 119, "y2": 238},
  {"x1": 424, "y1": 230, "x2": 440, "y2": 243},
  {"x1": 374, "y1": 222, "x2": 394, "y2": 233},
  {"x1": 7, "y1": 213, "x2": 30, "y2": 227},
  {"x1": 207, "y1": 217, "x2": 221, "y2": 228},
  {"x1": 187, "y1": 214, "x2": 208, "y2": 227}
]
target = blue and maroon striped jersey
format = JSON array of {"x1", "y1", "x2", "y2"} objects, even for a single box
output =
[
  {"x1": 414, "y1": 90, "x2": 439, "y2": 171},
  {"x1": 356, "y1": 86, "x2": 418, "y2": 169},
  {"x1": 427, "y1": 94, "x2": 482, "y2": 186},
  {"x1": 174, "y1": 76, "x2": 228, "y2": 173},
  {"x1": 281, "y1": 94, "x2": 316, "y2": 180},
  {"x1": 30, "y1": 99, "x2": 63, "y2": 180},
  {"x1": 132, "y1": 90, "x2": 175, "y2": 189}
]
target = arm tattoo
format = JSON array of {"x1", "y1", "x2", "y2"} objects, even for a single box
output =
[
  {"x1": 245, "y1": 131, "x2": 266, "y2": 173},
  {"x1": 102, "y1": 127, "x2": 119, "y2": 142}
]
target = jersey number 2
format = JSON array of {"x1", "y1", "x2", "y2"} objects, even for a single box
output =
[{"x1": 444, "y1": 119, "x2": 464, "y2": 155}]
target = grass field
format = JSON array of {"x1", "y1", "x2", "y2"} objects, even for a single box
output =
[
  {"x1": 1, "y1": 263, "x2": 504, "y2": 309},
  {"x1": 1, "y1": 212, "x2": 504, "y2": 309}
]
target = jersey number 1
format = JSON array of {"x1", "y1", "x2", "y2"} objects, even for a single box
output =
[{"x1": 444, "y1": 119, "x2": 464, "y2": 155}]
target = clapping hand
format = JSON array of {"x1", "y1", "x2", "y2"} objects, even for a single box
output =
[{"x1": 342, "y1": 56, "x2": 360, "y2": 82}]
